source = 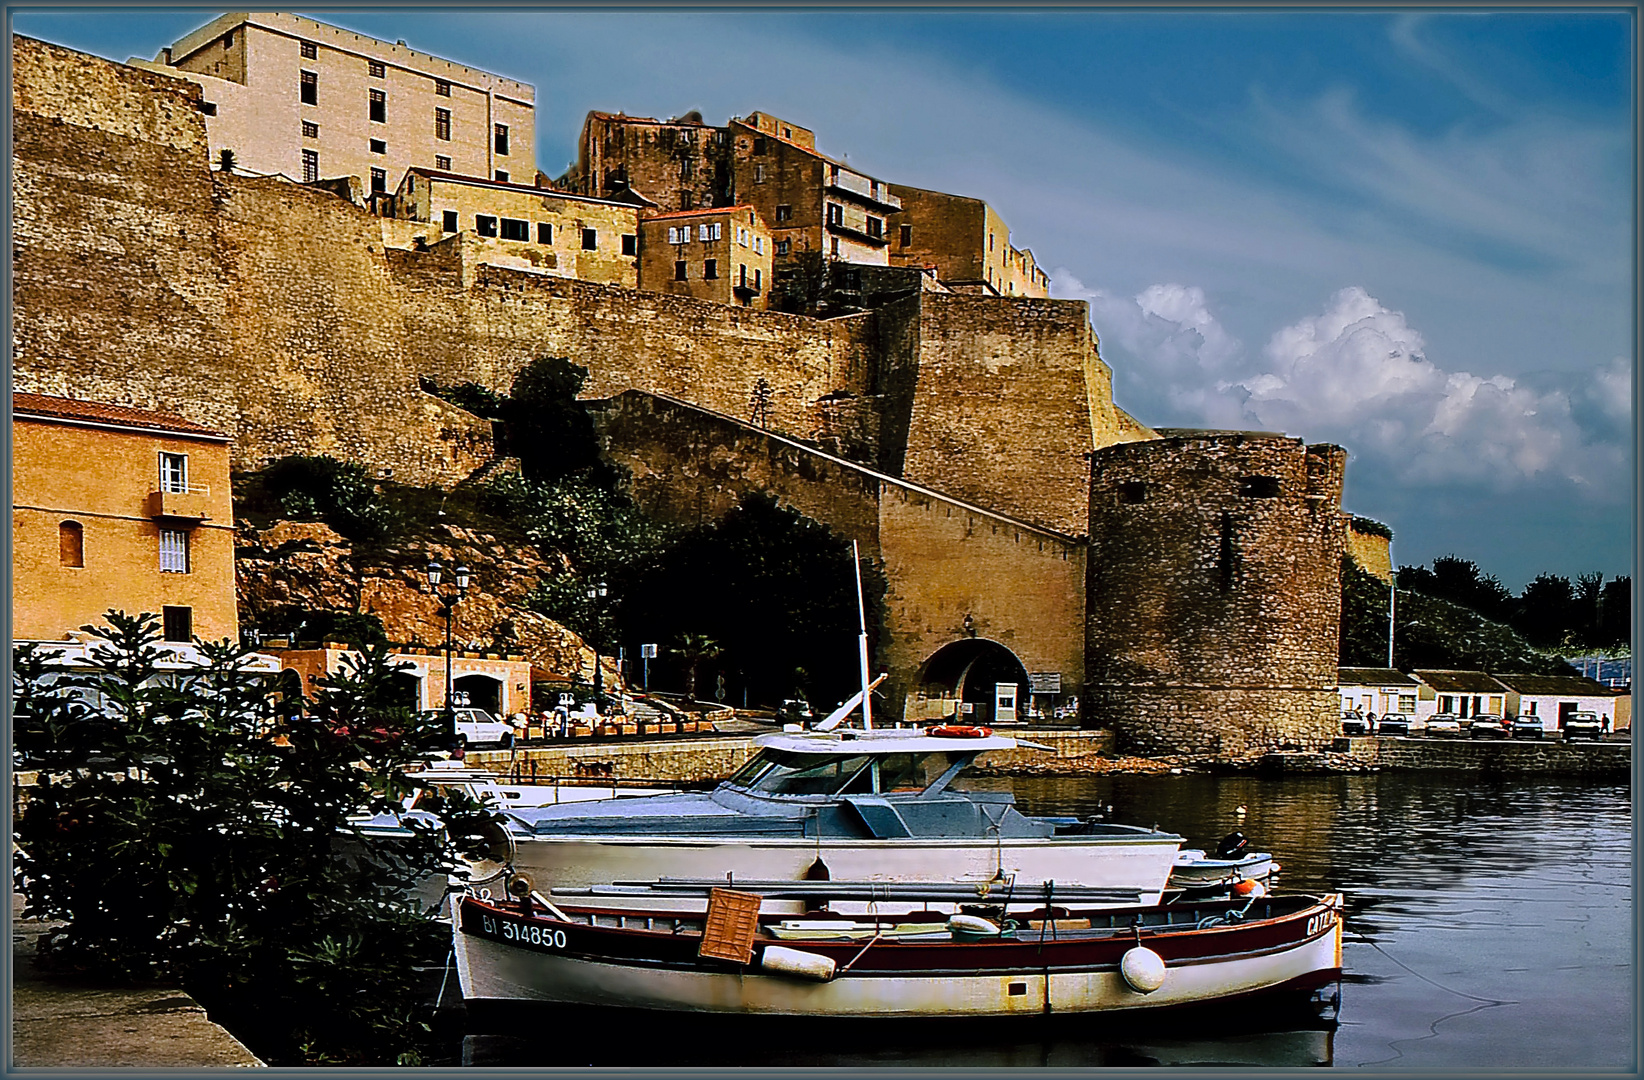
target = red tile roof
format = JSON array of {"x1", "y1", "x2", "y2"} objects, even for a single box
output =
[
  {"x1": 643, "y1": 205, "x2": 756, "y2": 222},
  {"x1": 12, "y1": 392, "x2": 228, "y2": 439}
]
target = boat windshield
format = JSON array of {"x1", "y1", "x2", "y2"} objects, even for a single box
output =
[{"x1": 726, "y1": 750, "x2": 965, "y2": 797}]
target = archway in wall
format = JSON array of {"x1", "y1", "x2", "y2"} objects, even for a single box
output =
[
  {"x1": 453, "y1": 674, "x2": 504, "y2": 716},
  {"x1": 389, "y1": 672, "x2": 422, "y2": 712},
  {"x1": 908, "y1": 639, "x2": 1030, "y2": 725}
]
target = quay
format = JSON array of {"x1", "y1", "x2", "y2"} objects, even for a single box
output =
[{"x1": 10, "y1": 892, "x2": 262, "y2": 1068}]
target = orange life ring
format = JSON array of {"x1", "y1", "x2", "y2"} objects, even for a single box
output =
[{"x1": 929, "y1": 724, "x2": 993, "y2": 738}]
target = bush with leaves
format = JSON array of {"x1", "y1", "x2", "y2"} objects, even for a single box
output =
[
  {"x1": 12, "y1": 612, "x2": 486, "y2": 1065},
  {"x1": 240, "y1": 455, "x2": 398, "y2": 541}
]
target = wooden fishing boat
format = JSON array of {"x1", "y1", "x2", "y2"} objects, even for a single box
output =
[{"x1": 452, "y1": 882, "x2": 1344, "y2": 1020}]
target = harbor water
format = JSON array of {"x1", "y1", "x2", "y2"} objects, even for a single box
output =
[{"x1": 457, "y1": 772, "x2": 1633, "y2": 1068}]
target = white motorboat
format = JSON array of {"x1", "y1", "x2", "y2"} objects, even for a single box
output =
[{"x1": 1168, "y1": 833, "x2": 1278, "y2": 890}]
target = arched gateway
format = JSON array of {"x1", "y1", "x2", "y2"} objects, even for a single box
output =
[{"x1": 906, "y1": 638, "x2": 1031, "y2": 726}]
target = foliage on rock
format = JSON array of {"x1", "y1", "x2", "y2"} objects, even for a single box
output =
[{"x1": 237, "y1": 455, "x2": 399, "y2": 542}]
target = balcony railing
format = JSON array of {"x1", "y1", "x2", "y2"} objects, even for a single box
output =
[
  {"x1": 147, "y1": 485, "x2": 213, "y2": 521},
  {"x1": 825, "y1": 172, "x2": 901, "y2": 211}
]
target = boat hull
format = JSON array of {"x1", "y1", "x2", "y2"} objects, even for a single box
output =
[{"x1": 453, "y1": 894, "x2": 1343, "y2": 1019}]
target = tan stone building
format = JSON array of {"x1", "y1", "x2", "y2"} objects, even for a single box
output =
[
  {"x1": 11, "y1": 393, "x2": 237, "y2": 645},
  {"x1": 133, "y1": 12, "x2": 535, "y2": 194},
  {"x1": 558, "y1": 110, "x2": 731, "y2": 213},
  {"x1": 273, "y1": 644, "x2": 533, "y2": 718},
  {"x1": 384, "y1": 169, "x2": 640, "y2": 285},
  {"x1": 887, "y1": 185, "x2": 1050, "y2": 298},
  {"x1": 638, "y1": 206, "x2": 773, "y2": 308}
]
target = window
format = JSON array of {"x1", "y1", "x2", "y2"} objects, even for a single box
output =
[
  {"x1": 538, "y1": 222, "x2": 553, "y2": 244},
  {"x1": 500, "y1": 218, "x2": 529, "y2": 241},
  {"x1": 200, "y1": 101, "x2": 217, "y2": 116},
  {"x1": 1238, "y1": 476, "x2": 1280, "y2": 498},
  {"x1": 475, "y1": 215, "x2": 498, "y2": 237},
  {"x1": 900, "y1": 224, "x2": 912, "y2": 247},
  {"x1": 1399, "y1": 695, "x2": 1418, "y2": 713},
  {"x1": 775, "y1": 204, "x2": 792, "y2": 222},
  {"x1": 370, "y1": 167, "x2": 385, "y2": 192},
  {"x1": 369, "y1": 138, "x2": 386, "y2": 155},
  {"x1": 434, "y1": 107, "x2": 451, "y2": 141},
  {"x1": 696, "y1": 224, "x2": 708, "y2": 242},
  {"x1": 158, "y1": 452, "x2": 189, "y2": 492},
  {"x1": 753, "y1": 236, "x2": 764, "y2": 255},
  {"x1": 369, "y1": 88, "x2": 385, "y2": 123},
  {"x1": 300, "y1": 40, "x2": 317, "y2": 59},
  {"x1": 581, "y1": 228, "x2": 597, "y2": 250},
  {"x1": 667, "y1": 226, "x2": 680, "y2": 245},
  {"x1": 494, "y1": 123, "x2": 509, "y2": 155},
  {"x1": 782, "y1": 125, "x2": 792, "y2": 138},
  {"x1": 753, "y1": 136, "x2": 766, "y2": 153},
  {"x1": 300, "y1": 70, "x2": 317, "y2": 105},
  {"x1": 755, "y1": 268, "x2": 761, "y2": 290},
  {"x1": 704, "y1": 258, "x2": 717, "y2": 279},
  {"x1": 679, "y1": 191, "x2": 692, "y2": 210},
  {"x1": 712, "y1": 222, "x2": 722, "y2": 241},
  {"x1": 826, "y1": 204, "x2": 842, "y2": 226},
  {"x1": 621, "y1": 233, "x2": 636, "y2": 255},
  {"x1": 59, "y1": 521, "x2": 84, "y2": 568},
  {"x1": 754, "y1": 164, "x2": 765, "y2": 184},
  {"x1": 494, "y1": 170, "x2": 509, "y2": 183},
  {"x1": 435, "y1": 79, "x2": 451, "y2": 96},
  {"x1": 680, "y1": 157, "x2": 693, "y2": 180},
  {"x1": 866, "y1": 216, "x2": 883, "y2": 238},
  {"x1": 829, "y1": 164, "x2": 839, "y2": 183},
  {"x1": 737, "y1": 227, "x2": 748, "y2": 247},
  {"x1": 989, "y1": 232, "x2": 994, "y2": 251},
  {"x1": 159, "y1": 529, "x2": 189, "y2": 574},
  {"x1": 738, "y1": 264, "x2": 747, "y2": 285},
  {"x1": 830, "y1": 236, "x2": 840, "y2": 256},
  {"x1": 302, "y1": 120, "x2": 318, "y2": 139},
  {"x1": 302, "y1": 149, "x2": 318, "y2": 182},
  {"x1": 435, "y1": 154, "x2": 451, "y2": 170},
  {"x1": 368, "y1": 59, "x2": 385, "y2": 78},
  {"x1": 1118, "y1": 482, "x2": 1147, "y2": 504},
  {"x1": 162, "y1": 605, "x2": 193, "y2": 643},
  {"x1": 674, "y1": 260, "x2": 687, "y2": 281},
  {"x1": 442, "y1": 210, "x2": 458, "y2": 233},
  {"x1": 775, "y1": 239, "x2": 790, "y2": 256}
]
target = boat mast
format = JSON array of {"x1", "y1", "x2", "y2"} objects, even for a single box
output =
[{"x1": 853, "y1": 540, "x2": 872, "y2": 731}]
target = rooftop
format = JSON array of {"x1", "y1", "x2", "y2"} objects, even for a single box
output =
[
  {"x1": 1410, "y1": 669, "x2": 1511, "y2": 694},
  {"x1": 12, "y1": 392, "x2": 228, "y2": 440},
  {"x1": 1491, "y1": 673, "x2": 1617, "y2": 697},
  {"x1": 1337, "y1": 667, "x2": 1419, "y2": 687}
]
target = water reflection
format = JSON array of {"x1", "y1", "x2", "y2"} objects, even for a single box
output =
[{"x1": 458, "y1": 773, "x2": 1632, "y2": 1069}]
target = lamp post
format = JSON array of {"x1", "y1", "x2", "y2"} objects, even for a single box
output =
[
  {"x1": 427, "y1": 560, "x2": 471, "y2": 749},
  {"x1": 586, "y1": 580, "x2": 608, "y2": 715}
]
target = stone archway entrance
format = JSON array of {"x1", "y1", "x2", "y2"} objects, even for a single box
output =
[
  {"x1": 453, "y1": 673, "x2": 504, "y2": 716},
  {"x1": 907, "y1": 639, "x2": 1031, "y2": 725}
]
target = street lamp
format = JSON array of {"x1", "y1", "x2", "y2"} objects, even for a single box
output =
[
  {"x1": 427, "y1": 560, "x2": 471, "y2": 749},
  {"x1": 586, "y1": 580, "x2": 608, "y2": 715}
]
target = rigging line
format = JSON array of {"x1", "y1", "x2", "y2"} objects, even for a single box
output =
[{"x1": 1347, "y1": 934, "x2": 1518, "y2": 1006}]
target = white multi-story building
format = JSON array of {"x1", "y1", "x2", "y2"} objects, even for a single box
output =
[{"x1": 132, "y1": 12, "x2": 535, "y2": 193}]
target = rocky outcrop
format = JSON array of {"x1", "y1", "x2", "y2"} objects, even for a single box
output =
[{"x1": 236, "y1": 519, "x2": 618, "y2": 685}]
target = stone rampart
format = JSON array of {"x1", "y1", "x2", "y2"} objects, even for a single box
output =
[{"x1": 1333, "y1": 736, "x2": 1630, "y2": 775}]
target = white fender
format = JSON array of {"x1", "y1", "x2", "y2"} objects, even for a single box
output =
[
  {"x1": 760, "y1": 945, "x2": 837, "y2": 981},
  {"x1": 1120, "y1": 946, "x2": 1167, "y2": 993},
  {"x1": 948, "y1": 913, "x2": 1002, "y2": 936}
]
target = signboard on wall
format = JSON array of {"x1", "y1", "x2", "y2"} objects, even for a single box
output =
[{"x1": 1029, "y1": 672, "x2": 1062, "y2": 694}]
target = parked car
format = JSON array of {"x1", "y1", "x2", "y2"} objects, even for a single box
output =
[
  {"x1": 1469, "y1": 714, "x2": 1509, "y2": 739},
  {"x1": 1376, "y1": 713, "x2": 1411, "y2": 736},
  {"x1": 1340, "y1": 712, "x2": 1372, "y2": 736},
  {"x1": 777, "y1": 699, "x2": 815, "y2": 724},
  {"x1": 419, "y1": 707, "x2": 517, "y2": 748},
  {"x1": 1426, "y1": 714, "x2": 1463, "y2": 738},
  {"x1": 1562, "y1": 711, "x2": 1604, "y2": 741},
  {"x1": 1510, "y1": 714, "x2": 1545, "y2": 739}
]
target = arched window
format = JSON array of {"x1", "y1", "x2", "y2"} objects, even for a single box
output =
[{"x1": 59, "y1": 521, "x2": 84, "y2": 568}]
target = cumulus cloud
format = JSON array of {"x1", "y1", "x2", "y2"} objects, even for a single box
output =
[{"x1": 1057, "y1": 274, "x2": 1632, "y2": 502}]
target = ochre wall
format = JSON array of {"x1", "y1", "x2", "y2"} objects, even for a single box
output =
[
  {"x1": 1347, "y1": 525, "x2": 1394, "y2": 583},
  {"x1": 12, "y1": 418, "x2": 238, "y2": 643}
]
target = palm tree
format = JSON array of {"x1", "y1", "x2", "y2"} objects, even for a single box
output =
[{"x1": 672, "y1": 633, "x2": 721, "y2": 702}]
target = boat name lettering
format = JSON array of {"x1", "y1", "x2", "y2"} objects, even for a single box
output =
[
  {"x1": 480, "y1": 912, "x2": 567, "y2": 949},
  {"x1": 1305, "y1": 912, "x2": 1335, "y2": 937}
]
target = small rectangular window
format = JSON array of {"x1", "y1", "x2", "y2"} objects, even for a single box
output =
[
  {"x1": 704, "y1": 258, "x2": 717, "y2": 279},
  {"x1": 621, "y1": 233, "x2": 636, "y2": 256},
  {"x1": 668, "y1": 226, "x2": 680, "y2": 245},
  {"x1": 495, "y1": 170, "x2": 509, "y2": 183},
  {"x1": 435, "y1": 79, "x2": 451, "y2": 96},
  {"x1": 158, "y1": 452, "x2": 189, "y2": 493},
  {"x1": 866, "y1": 216, "x2": 882, "y2": 238},
  {"x1": 494, "y1": 123, "x2": 510, "y2": 155},
  {"x1": 159, "y1": 530, "x2": 190, "y2": 574},
  {"x1": 300, "y1": 70, "x2": 317, "y2": 106},
  {"x1": 434, "y1": 107, "x2": 451, "y2": 141},
  {"x1": 754, "y1": 164, "x2": 765, "y2": 184},
  {"x1": 60, "y1": 521, "x2": 85, "y2": 568},
  {"x1": 302, "y1": 120, "x2": 318, "y2": 139},
  {"x1": 1118, "y1": 482, "x2": 1146, "y2": 504},
  {"x1": 775, "y1": 239, "x2": 790, "y2": 256},
  {"x1": 368, "y1": 59, "x2": 385, "y2": 78},
  {"x1": 830, "y1": 237, "x2": 840, "y2": 256},
  {"x1": 826, "y1": 204, "x2": 842, "y2": 226},
  {"x1": 162, "y1": 605, "x2": 193, "y2": 642},
  {"x1": 711, "y1": 222, "x2": 722, "y2": 241},
  {"x1": 200, "y1": 101, "x2": 217, "y2": 116},
  {"x1": 538, "y1": 222, "x2": 553, "y2": 244},
  {"x1": 300, "y1": 40, "x2": 316, "y2": 59},
  {"x1": 900, "y1": 224, "x2": 912, "y2": 247},
  {"x1": 302, "y1": 148, "x2": 318, "y2": 182},
  {"x1": 582, "y1": 228, "x2": 597, "y2": 250},
  {"x1": 434, "y1": 154, "x2": 451, "y2": 170},
  {"x1": 775, "y1": 204, "x2": 792, "y2": 222},
  {"x1": 755, "y1": 267, "x2": 761, "y2": 289},
  {"x1": 476, "y1": 214, "x2": 498, "y2": 237},
  {"x1": 370, "y1": 167, "x2": 385, "y2": 192},
  {"x1": 1239, "y1": 476, "x2": 1280, "y2": 498},
  {"x1": 674, "y1": 260, "x2": 687, "y2": 281},
  {"x1": 753, "y1": 136, "x2": 766, "y2": 153},
  {"x1": 500, "y1": 217, "x2": 529, "y2": 241},
  {"x1": 369, "y1": 138, "x2": 386, "y2": 155},
  {"x1": 369, "y1": 88, "x2": 386, "y2": 123},
  {"x1": 679, "y1": 191, "x2": 692, "y2": 210},
  {"x1": 443, "y1": 210, "x2": 458, "y2": 233},
  {"x1": 753, "y1": 236, "x2": 763, "y2": 255}
]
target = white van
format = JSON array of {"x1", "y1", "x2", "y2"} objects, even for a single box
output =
[{"x1": 420, "y1": 707, "x2": 516, "y2": 748}]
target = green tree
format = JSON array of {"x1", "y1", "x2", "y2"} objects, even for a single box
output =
[
  {"x1": 1339, "y1": 556, "x2": 1393, "y2": 666},
  {"x1": 12, "y1": 612, "x2": 476, "y2": 1065},
  {"x1": 239, "y1": 455, "x2": 398, "y2": 541},
  {"x1": 505, "y1": 355, "x2": 607, "y2": 484},
  {"x1": 1397, "y1": 555, "x2": 1514, "y2": 624}
]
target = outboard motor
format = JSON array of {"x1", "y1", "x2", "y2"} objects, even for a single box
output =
[{"x1": 1215, "y1": 831, "x2": 1249, "y2": 860}]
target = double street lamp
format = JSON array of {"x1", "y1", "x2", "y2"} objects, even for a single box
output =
[
  {"x1": 587, "y1": 580, "x2": 608, "y2": 716},
  {"x1": 427, "y1": 560, "x2": 470, "y2": 749}
]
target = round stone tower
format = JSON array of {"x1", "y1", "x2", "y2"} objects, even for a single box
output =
[{"x1": 1085, "y1": 430, "x2": 1347, "y2": 758}]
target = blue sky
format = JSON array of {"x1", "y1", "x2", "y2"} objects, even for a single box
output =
[{"x1": 11, "y1": 6, "x2": 1636, "y2": 590}]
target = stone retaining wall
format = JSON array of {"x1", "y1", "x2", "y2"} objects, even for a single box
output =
[{"x1": 1332, "y1": 736, "x2": 1631, "y2": 776}]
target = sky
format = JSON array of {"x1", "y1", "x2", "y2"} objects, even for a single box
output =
[{"x1": 10, "y1": 5, "x2": 1637, "y2": 591}]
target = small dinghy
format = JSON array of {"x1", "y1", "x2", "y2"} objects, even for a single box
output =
[
  {"x1": 452, "y1": 876, "x2": 1343, "y2": 1021},
  {"x1": 1168, "y1": 832, "x2": 1278, "y2": 890}
]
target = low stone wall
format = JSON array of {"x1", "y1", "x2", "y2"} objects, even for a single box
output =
[{"x1": 1329, "y1": 736, "x2": 1630, "y2": 776}]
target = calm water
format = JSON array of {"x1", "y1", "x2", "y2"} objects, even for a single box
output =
[{"x1": 458, "y1": 773, "x2": 1634, "y2": 1069}]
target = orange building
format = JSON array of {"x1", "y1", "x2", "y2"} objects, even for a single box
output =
[
  {"x1": 638, "y1": 205, "x2": 773, "y2": 309},
  {"x1": 11, "y1": 393, "x2": 237, "y2": 645}
]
